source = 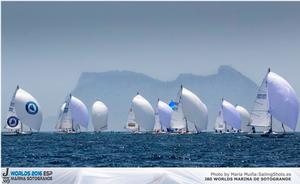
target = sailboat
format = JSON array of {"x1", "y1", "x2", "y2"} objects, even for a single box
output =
[
  {"x1": 214, "y1": 99, "x2": 241, "y2": 133},
  {"x1": 247, "y1": 68, "x2": 299, "y2": 138},
  {"x1": 125, "y1": 93, "x2": 155, "y2": 133},
  {"x1": 153, "y1": 99, "x2": 173, "y2": 133},
  {"x1": 169, "y1": 85, "x2": 208, "y2": 134},
  {"x1": 92, "y1": 100, "x2": 108, "y2": 132},
  {"x1": 235, "y1": 105, "x2": 251, "y2": 133},
  {"x1": 55, "y1": 94, "x2": 89, "y2": 134},
  {"x1": 3, "y1": 85, "x2": 43, "y2": 136}
]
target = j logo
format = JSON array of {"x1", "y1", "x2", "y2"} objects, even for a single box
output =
[
  {"x1": 26, "y1": 101, "x2": 38, "y2": 115},
  {"x1": 2, "y1": 168, "x2": 9, "y2": 176},
  {"x1": 7, "y1": 116, "x2": 19, "y2": 127}
]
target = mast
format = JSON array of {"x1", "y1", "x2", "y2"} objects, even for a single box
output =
[
  {"x1": 270, "y1": 115, "x2": 273, "y2": 132},
  {"x1": 158, "y1": 98, "x2": 162, "y2": 131},
  {"x1": 185, "y1": 117, "x2": 188, "y2": 132},
  {"x1": 282, "y1": 123, "x2": 286, "y2": 133},
  {"x1": 72, "y1": 120, "x2": 74, "y2": 131}
]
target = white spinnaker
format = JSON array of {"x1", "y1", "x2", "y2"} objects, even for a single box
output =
[
  {"x1": 214, "y1": 110, "x2": 225, "y2": 131},
  {"x1": 157, "y1": 100, "x2": 172, "y2": 131},
  {"x1": 14, "y1": 88, "x2": 43, "y2": 131},
  {"x1": 92, "y1": 101, "x2": 108, "y2": 131},
  {"x1": 222, "y1": 100, "x2": 241, "y2": 129},
  {"x1": 250, "y1": 74, "x2": 271, "y2": 127},
  {"x1": 132, "y1": 95, "x2": 155, "y2": 131},
  {"x1": 236, "y1": 105, "x2": 251, "y2": 132},
  {"x1": 181, "y1": 87, "x2": 208, "y2": 132},
  {"x1": 267, "y1": 72, "x2": 299, "y2": 130},
  {"x1": 170, "y1": 102, "x2": 186, "y2": 130},
  {"x1": 69, "y1": 96, "x2": 89, "y2": 129}
]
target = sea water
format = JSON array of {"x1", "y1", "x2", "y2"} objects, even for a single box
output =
[{"x1": 2, "y1": 132, "x2": 300, "y2": 167}]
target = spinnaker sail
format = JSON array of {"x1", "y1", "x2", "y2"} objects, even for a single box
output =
[
  {"x1": 127, "y1": 94, "x2": 155, "y2": 132},
  {"x1": 156, "y1": 100, "x2": 172, "y2": 132},
  {"x1": 92, "y1": 100, "x2": 108, "y2": 131},
  {"x1": 56, "y1": 94, "x2": 89, "y2": 133},
  {"x1": 236, "y1": 105, "x2": 251, "y2": 132}
]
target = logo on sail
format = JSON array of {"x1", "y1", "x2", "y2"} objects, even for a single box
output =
[
  {"x1": 7, "y1": 116, "x2": 19, "y2": 127},
  {"x1": 25, "y1": 101, "x2": 38, "y2": 115},
  {"x1": 169, "y1": 101, "x2": 177, "y2": 110}
]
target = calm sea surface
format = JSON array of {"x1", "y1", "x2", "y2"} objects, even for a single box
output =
[{"x1": 2, "y1": 132, "x2": 300, "y2": 167}]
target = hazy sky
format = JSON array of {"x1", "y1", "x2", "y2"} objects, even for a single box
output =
[{"x1": 2, "y1": 2, "x2": 300, "y2": 118}]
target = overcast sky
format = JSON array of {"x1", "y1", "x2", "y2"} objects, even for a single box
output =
[{"x1": 2, "y1": 2, "x2": 300, "y2": 119}]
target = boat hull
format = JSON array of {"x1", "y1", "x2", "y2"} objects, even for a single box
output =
[
  {"x1": 246, "y1": 132, "x2": 285, "y2": 138},
  {"x1": 2, "y1": 131, "x2": 32, "y2": 136}
]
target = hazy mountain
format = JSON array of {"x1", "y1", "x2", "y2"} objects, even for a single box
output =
[{"x1": 67, "y1": 65, "x2": 258, "y2": 131}]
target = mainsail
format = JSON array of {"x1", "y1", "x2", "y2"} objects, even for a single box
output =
[
  {"x1": 57, "y1": 102, "x2": 73, "y2": 129},
  {"x1": 153, "y1": 112, "x2": 161, "y2": 132},
  {"x1": 236, "y1": 105, "x2": 251, "y2": 132},
  {"x1": 126, "y1": 108, "x2": 139, "y2": 132},
  {"x1": 14, "y1": 87, "x2": 43, "y2": 131},
  {"x1": 92, "y1": 100, "x2": 108, "y2": 131},
  {"x1": 250, "y1": 73, "x2": 271, "y2": 127},
  {"x1": 221, "y1": 100, "x2": 241, "y2": 130},
  {"x1": 267, "y1": 72, "x2": 299, "y2": 130},
  {"x1": 170, "y1": 100, "x2": 186, "y2": 130},
  {"x1": 131, "y1": 94, "x2": 155, "y2": 131},
  {"x1": 214, "y1": 110, "x2": 225, "y2": 131}
]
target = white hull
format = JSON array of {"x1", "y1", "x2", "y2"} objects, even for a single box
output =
[
  {"x1": 246, "y1": 132, "x2": 285, "y2": 138},
  {"x1": 56, "y1": 129, "x2": 80, "y2": 134},
  {"x1": 2, "y1": 131, "x2": 32, "y2": 136}
]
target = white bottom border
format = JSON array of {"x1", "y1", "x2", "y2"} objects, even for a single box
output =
[{"x1": 1, "y1": 168, "x2": 300, "y2": 184}]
